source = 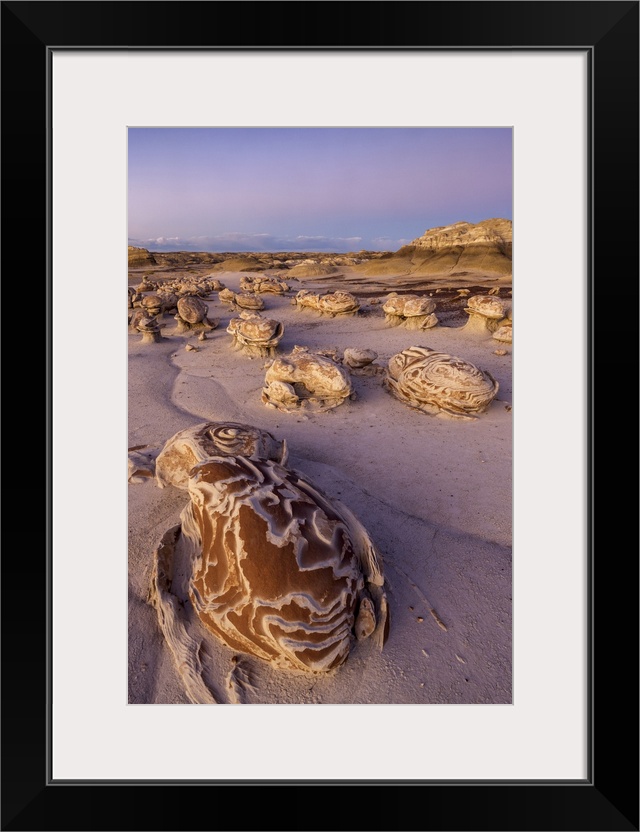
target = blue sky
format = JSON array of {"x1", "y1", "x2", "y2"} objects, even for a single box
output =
[{"x1": 128, "y1": 127, "x2": 512, "y2": 253}]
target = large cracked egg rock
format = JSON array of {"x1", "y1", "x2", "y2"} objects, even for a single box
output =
[
  {"x1": 317, "y1": 291, "x2": 360, "y2": 316},
  {"x1": 226, "y1": 313, "x2": 284, "y2": 357},
  {"x1": 155, "y1": 421, "x2": 288, "y2": 489},
  {"x1": 385, "y1": 346, "x2": 499, "y2": 419},
  {"x1": 181, "y1": 456, "x2": 388, "y2": 673},
  {"x1": 383, "y1": 295, "x2": 438, "y2": 330},
  {"x1": 149, "y1": 420, "x2": 388, "y2": 696},
  {"x1": 262, "y1": 345, "x2": 353, "y2": 412}
]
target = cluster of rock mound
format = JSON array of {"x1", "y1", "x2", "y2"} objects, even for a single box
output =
[{"x1": 129, "y1": 219, "x2": 512, "y2": 288}]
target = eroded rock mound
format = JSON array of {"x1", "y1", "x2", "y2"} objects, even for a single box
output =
[
  {"x1": 293, "y1": 289, "x2": 321, "y2": 310},
  {"x1": 141, "y1": 294, "x2": 165, "y2": 317},
  {"x1": 262, "y1": 346, "x2": 353, "y2": 412},
  {"x1": 383, "y1": 294, "x2": 438, "y2": 330},
  {"x1": 218, "y1": 287, "x2": 237, "y2": 304},
  {"x1": 135, "y1": 315, "x2": 163, "y2": 344},
  {"x1": 341, "y1": 347, "x2": 384, "y2": 376},
  {"x1": 156, "y1": 421, "x2": 288, "y2": 489},
  {"x1": 181, "y1": 456, "x2": 387, "y2": 673},
  {"x1": 492, "y1": 323, "x2": 513, "y2": 343},
  {"x1": 385, "y1": 346, "x2": 499, "y2": 419},
  {"x1": 234, "y1": 293, "x2": 265, "y2": 311},
  {"x1": 175, "y1": 296, "x2": 218, "y2": 334},
  {"x1": 128, "y1": 246, "x2": 157, "y2": 268},
  {"x1": 294, "y1": 290, "x2": 359, "y2": 316},
  {"x1": 148, "y1": 421, "x2": 389, "y2": 699},
  {"x1": 227, "y1": 312, "x2": 285, "y2": 357},
  {"x1": 318, "y1": 291, "x2": 360, "y2": 316},
  {"x1": 462, "y1": 295, "x2": 507, "y2": 335}
]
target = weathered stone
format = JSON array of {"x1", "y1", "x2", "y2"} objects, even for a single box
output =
[
  {"x1": 227, "y1": 313, "x2": 285, "y2": 357},
  {"x1": 385, "y1": 346, "x2": 499, "y2": 419},
  {"x1": 150, "y1": 420, "x2": 388, "y2": 682},
  {"x1": 262, "y1": 346, "x2": 353, "y2": 412}
]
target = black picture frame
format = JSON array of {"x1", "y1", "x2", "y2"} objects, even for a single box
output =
[{"x1": 2, "y1": 2, "x2": 638, "y2": 830}]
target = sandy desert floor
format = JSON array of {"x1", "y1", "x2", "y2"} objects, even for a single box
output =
[{"x1": 128, "y1": 266, "x2": 512, "y2": 705}]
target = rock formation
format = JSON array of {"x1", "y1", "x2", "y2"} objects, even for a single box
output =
[
  {"x1": 341, "y1": 348, "x2": 384, "y2": 376},
  {"x1": 385, "y1": 346, "x2": 499, "y2": 419},
  {"x1": 262, "y1": 346, "x2": 353, "y2": 412},
  {"x1": 318, "y1": 291, "x2": 360, "y2": 316},
  {"x1": 461, "y1": 295, "x2": 507, "y2": 335},
  {"x1": 128, "y1": 246, "x2": 157, "y2": 268},
  {"x1": 383, "y1": 294, "x2": 438, "y2": 330},
  {"x1": 355, "y1": 218, "x2": 512, "y2": 277},
  {"x1": 141, "y1": 294, "x2": 165, "y2": 317},
  {"x1": 135, "y1": 315, "x2": 163, "y2": 344},
  {"x1": 227, "y1": 312, "x2": 285, "y2": 357},
  {"x1": 148, "y1": 421, "x2": 388, "y2": 700},
  {"x1": 174, "y1": 296, "x2": 218, "y2": 334},
  {"x1": 234, "y1": 293, "x2": 265, "y2": 312},
  {"x1": 218, "y1": 288, "x2": 237, "y2": 304},
  {"x1": 492, "y1": 324, "x2": 513, "y2": 343},
  {"x1": 294, "y1": 290, "x2": 359, "y2": 317},
  {"x1": 241, "y1": 275, "x2": 289, "y2": 294},
  {"x1": 156, "y1": 421, "x2": 288, "y2": 489}
]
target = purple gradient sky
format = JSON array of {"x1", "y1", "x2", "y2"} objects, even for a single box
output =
[{"x1": 128, "y1": 127, "x2": 512, "y2": 253}]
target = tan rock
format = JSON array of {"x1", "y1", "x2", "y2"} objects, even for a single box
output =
[
  {"x1": 234, "y1": 293, "x2": 265, "y2": 311},
  {"x1": 136, "y1": 315, "x2": 163, "y2": 344},
  {"x1": 294, "y1": 289, "x2": 321, "y2": 310},
  {"x1": 128, "y1": 246, "x2": 157, "y2": 267},
  {"x1": 492, "y1": 324, "x2": 513, "y2": 343},
  {"x1": 318, "y1": 291, "x2": 360, "y2": 316},
  {"x1": 141, "y1": 293, "x2": 164, "y2": 316},
  {"x1": 129, "y1": 308, "x2": 147, "y2": 332},
  {"x1": 254, "y1": 277, "x2": 289, "y2": 294},
  {"x1": 175, "y1": 296, "x2": 218, "y2": 334},
  {"x1": 179, "y1": 456, "x2": 387, "y2": 673},
  {"x1": 385, "y1": 346, "x2": 499, "y2": 419},
  {"x1": 462, "y1": 295, "x2": 507, "y2": 334},
  {"x1": 262, "y1": 346, "x2": 353, "y2": 412},
  {"x1": 239, "y1": 275, "x2": 256, "y2": 292},
  {"x1": 383, "y1": 295, "x2": 438, "y2": 330},
  {"x1": 218, "y1": 288, "x2": 237, "y2": 304},
  {"x1": 227, "y1": 313, "x2": 285, "y2": 357},
  {"x1": 342, "y1": 348, "x2": 378, "y2": 369},
  {"x1": 155, "y1": 421, "x2": 288, "y2": 490}
]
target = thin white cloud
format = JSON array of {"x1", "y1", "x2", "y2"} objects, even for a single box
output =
[{"x1": 129, "y1": 232, "x2": 368, "y2": 253}]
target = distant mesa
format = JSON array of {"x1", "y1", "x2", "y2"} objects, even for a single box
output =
[
  {"x1": 354, "y1": 219, "x2": 512, "y2": 278},
  {"x1": 128, "y1": 246, "x2": 157, "y2": 267},
  {"x1": 127, "y1": 219, "x2": 511, "y2": 279}
]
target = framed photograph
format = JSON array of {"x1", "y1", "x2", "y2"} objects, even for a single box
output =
[{"x1": 3, "y1": 1, "x2": 637, "y2": 830}]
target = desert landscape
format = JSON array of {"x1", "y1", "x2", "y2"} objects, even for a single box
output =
[{"x1": 127, "y1": 218, "x2": 513, "y2": 705}]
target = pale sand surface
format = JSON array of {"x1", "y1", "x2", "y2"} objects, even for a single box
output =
[{"x1": 128, "y1": 268, "x2": 512, "y2": 704}]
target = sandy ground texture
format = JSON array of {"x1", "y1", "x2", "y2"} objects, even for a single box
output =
[{"x1": 128, "y1": 266, "x2": 512, "y2": 705}]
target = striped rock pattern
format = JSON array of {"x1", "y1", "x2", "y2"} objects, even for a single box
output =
[
  {"x1": 262, "y1": 346, "x2": 353, "y2": 412},
  {"x1": 385, "y1": 346, "x2": 499, "y2": 419},
  {"x1": 383, "y1": 295, "x2": 438, "y2": 330},
  {"x1": 181, "y1": 455, "x2": 388, "y2": 673},
  {"x1": 149, "y1": 420, "x2": 388, "y2": 695},
  {"x1": 156, "y1": 421, "x2": 288, "y2": 490},
  {"x1": 226, "y1": 313, "x2": 285, "y2": 357}
]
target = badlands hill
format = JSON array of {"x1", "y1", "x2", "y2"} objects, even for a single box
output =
[
  {"x1": 353, "y1": 219, "x2": 512, "y2": 277},
  {"x1": 128, "y1": 219, "x2": 512, "y2": 280}
]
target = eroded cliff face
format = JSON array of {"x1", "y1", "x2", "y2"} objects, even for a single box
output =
[
  {"x1": 409, "y1": 219, "x2": 512, "y2": 255},
  {"x1": 128, "y1": 246, "x2": 157, "y2": 267},
  {"x1": 357, "y1": 219, "x2": 512, "y2": 277}
]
